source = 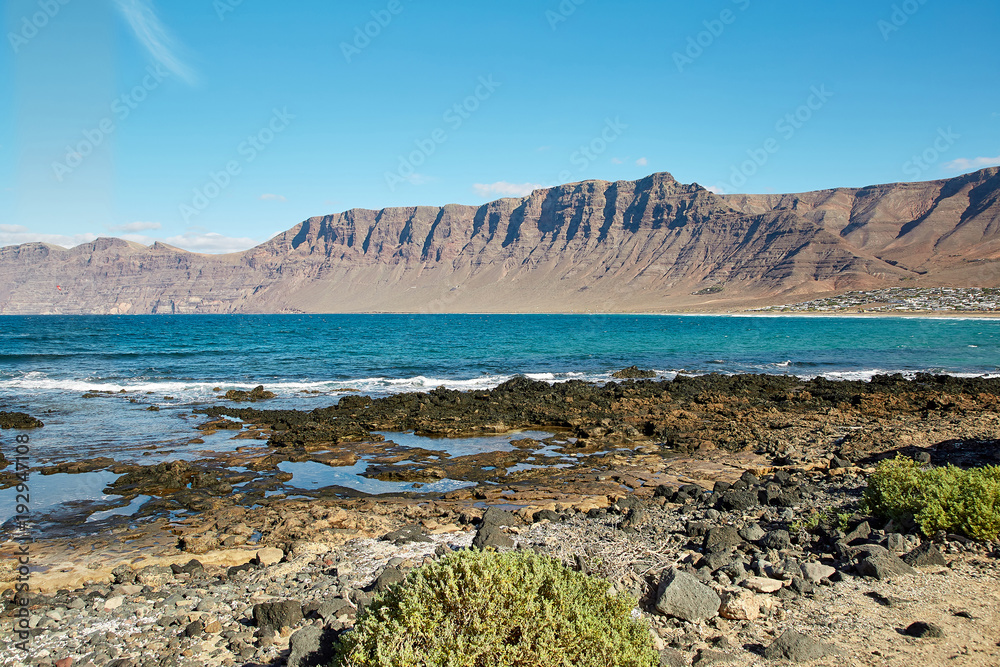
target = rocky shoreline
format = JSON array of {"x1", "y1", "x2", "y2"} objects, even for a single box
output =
[{"x1": 2, "y1": 373, "x2": 1000, "y2": 665}]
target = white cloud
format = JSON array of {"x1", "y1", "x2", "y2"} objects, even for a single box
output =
[
  {"x1": 636, "y1": 157, "x2": 649, "y2": 167},
  {"x1": 611, "y1": 158, "x2": 624, "y2": 165},
  {"x1": 705, "y1": 184, "x2": 727, "y2": 195},
  {"x1": 472, "y1": 181, "x2": 544, "y2": 198},
  {"x1": 943, "y1": 155, "x2": 1000, "y2": 173},
  {"x1": 404, "y1": 173, "x2": 433, "y2": 186},
  {"x1": 259, "y1": 193, "x2": 287, "y2": 202},
  {"x1": 108, "y1": 221, "x2": 161, "y2": 233},
  {"x1": 113, "y1": 0, "x2": 197, "y2": 84},
  {"x1": 162, "y1": 231, "x2": 260, "y2": 254},
  {"x1": 0, "y1": 227, "x2": 98, "y2": 249}
]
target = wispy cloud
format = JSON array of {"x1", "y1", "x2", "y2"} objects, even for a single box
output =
[
  {"x1": 473, "y1": 181, "x2": 544, "y2": 198},
  {"x1": 943, "y1": 155, "x2": 1000, "y2": 173},
  {"x1": 636, "y1": 157, "x2": 649, "y2": 167},
  {"x1": 259, "y1": 193, "x2": 287, "y2": 202},
  {"x1": 160, "y1": 231, "x2": 260, "y2": 253},
  {"x1": 113, "y1": 0, "x2": 197, "y2": 84},
  {"x1": 108, "y1": 221, "x2": 161, "y2": 233},
  {"x1": 611, "y1": 158, "x2": 624, "y2": 165},
  {"x1": 705, "y1": 185, "x2": 726, "y2": 195}
]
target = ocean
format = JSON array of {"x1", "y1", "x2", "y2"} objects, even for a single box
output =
[{"x1": 2, "y1": 313, "x2": 999, "y2": 528}]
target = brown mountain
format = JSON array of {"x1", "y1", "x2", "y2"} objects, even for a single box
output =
[{"x1": 2, "y1": 167, "x2": 999, "y2": 314}]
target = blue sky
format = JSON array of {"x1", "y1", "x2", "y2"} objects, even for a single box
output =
[{"x1": 2, "y1": 0, "x2": 999, "y2": 253}]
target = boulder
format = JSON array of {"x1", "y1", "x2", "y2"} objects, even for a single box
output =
[
  {"x1": 903, "y1": 622, "x2": 945, "y2": 639},
  {"x1": 718, "y1": 588, "x2": 761, "y2": 621},
  {"x1": 760, "y1": 530, "x2": 791, "y2": 551},
  {"x1": 800, "y1": 562, "x2": 836, "y2": 583},
  {"x1": 903, "y1": 542, "x2": 947, "y2": 567},
  {"x1": 253, "y1": 600, "x2": 304, "y2": 632},
  {"x1": 717, "y1": 490, "x2": 758, "y2": 511},
  {"x1": 480, "y1": 506, "x2": 520, "y2": 528},
  {"x1": 371, "y1": 566, "x2": 406, "y2": 593},
  {"x1": 288, "y1": 624, "x2": 341, "y2": 667},
  {"x1": 741, "y1": 576, "x2": 784, "y2": 594},
  {"x1": 654, "y1": 568, "x2": 721, "y2": 623},
  {"x1": 702, "y1": 526, "x2": 743, "y2": 553},
  {"x1": 738, "y1": 523, "x2": 765, "y2": 542},
  {"x1": 855, "y1": 545, "x2": 917, "y2": 580},
  {"x1": 255, "y1": 547, "x2": 285, "y2": 566},
  {"x1": 763, "y1": 630, "x2": 831, "y2": 662},
  {"x1": 135, "y1": 565, "x2": 174, "y2": 588}
]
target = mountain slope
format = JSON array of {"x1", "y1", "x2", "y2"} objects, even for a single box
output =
[{"x1": 2, "y1": 168, "x2": 999, "y2": 314}]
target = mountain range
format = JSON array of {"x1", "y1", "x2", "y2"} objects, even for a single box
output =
[{"x1": 2, "y1": 167, "x2": 998, "y2": 314}]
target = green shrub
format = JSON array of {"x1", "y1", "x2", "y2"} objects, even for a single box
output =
[
  {"x1": 331, "y1": 549, "x2": 659, "y2": 667},
  {"x1": 862, "y1": 456, "x2": 1000, "y2": 540}
]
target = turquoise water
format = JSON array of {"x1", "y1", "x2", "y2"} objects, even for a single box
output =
[
  {"x1": 1, "y1": 313, "x2": 998, "y2": 529},
  {"x1": 1, "y1": 311, "x2": 996, "y2": 460},
  {"x1": 1, "y1": 314, "x2": 998, "y2": 461}
]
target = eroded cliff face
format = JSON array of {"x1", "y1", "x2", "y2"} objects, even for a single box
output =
[{"x1": 2, "y1": 168, "x2": 999, "y2": 314}]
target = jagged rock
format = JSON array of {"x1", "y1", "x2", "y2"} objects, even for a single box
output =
[
  {"x1": 0, "y1": 411, "x2": 44, "y2": 429},
  {"x1": 612, "y1": 366, "x2": 657, "y2": 379},
  {"x1": 224, "y1": 385, "x2": 276, "y2": 402},
  {"x1": 855, "y1": 545, "x2": 918, "y2": 580},
  {"x1": 654, "y1": 568, "x2": 721, "y2": 623}
]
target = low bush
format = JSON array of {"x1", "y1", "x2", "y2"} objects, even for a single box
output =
[
  {"x1": 862, "y1": 456, "x2": 1000, "y2": 540},
  {"x1": 331, "y1": 549, "x2": 659, "y2": 667}
]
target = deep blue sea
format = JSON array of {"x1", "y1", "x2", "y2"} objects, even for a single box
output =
[{"x1": 2, "y1": 314, "x2": 999, "y2": 527}]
